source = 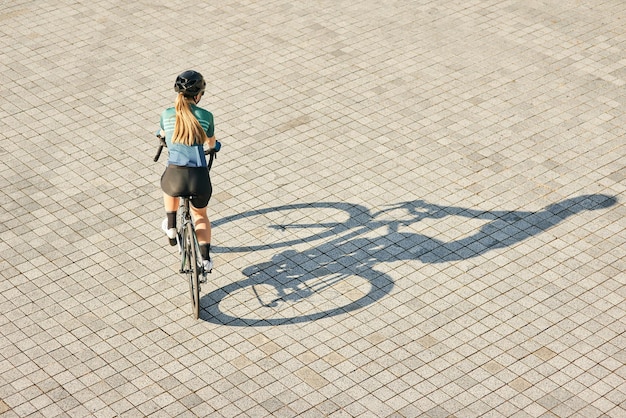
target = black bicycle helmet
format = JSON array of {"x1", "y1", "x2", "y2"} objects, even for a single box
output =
[{"x1": 174, "y1": 70, "x2": 206, "y2": 97}]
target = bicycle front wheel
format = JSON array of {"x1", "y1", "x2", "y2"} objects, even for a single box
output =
[{"x1": 185, "y1": 223, "x2": 201, "y2": 319}]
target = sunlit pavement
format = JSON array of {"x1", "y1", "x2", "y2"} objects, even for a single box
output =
[{"x1": 1, "y1": 1, "x2": 624, "y2": 416}]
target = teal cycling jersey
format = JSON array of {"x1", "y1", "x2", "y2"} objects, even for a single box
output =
[{"x1": 159, "y1": 104, "x2": 215, "y2": 167}]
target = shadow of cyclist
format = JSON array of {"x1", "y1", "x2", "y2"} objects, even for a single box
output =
[
  {"x1": 373, "y1": 194, "x2": 617, "y2": 263},
  {"x1": 203, "y1": 194, "x2": 616, "y2": 325}
]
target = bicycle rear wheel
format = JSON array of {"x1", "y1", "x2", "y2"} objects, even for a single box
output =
[{"x1": 185, "y1": 223, "x2": 201, "y2": 319}]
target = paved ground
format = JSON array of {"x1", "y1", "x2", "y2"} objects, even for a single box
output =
[{"x1": 1, "y1": 0, "x2": 624, "y2": 417}]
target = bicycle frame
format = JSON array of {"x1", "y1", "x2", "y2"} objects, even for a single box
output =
[
  {"x1": 178, "y1": 198, "x2": 191, "y2": 272},
  {"x1": 178, "y1": 198, "x2": 204, "y2": 277}
]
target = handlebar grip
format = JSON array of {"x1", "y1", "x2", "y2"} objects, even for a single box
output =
[
  {"x1": 204, "y1": 140, "x2": 221, "y2": 155},
  {"x1": 154, "y1": 134, "x2": 167, "y2": 162},
  {"x1": 154, "y1": 145, "x2": 164, "y2": 162},
  {"x1": 207, "y1": 151, "x2": 215, "y2": 171}
]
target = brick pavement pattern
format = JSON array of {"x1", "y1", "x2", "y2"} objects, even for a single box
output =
[{"x1": 1, "y1": 0, "x2": 624, "y2": 417}]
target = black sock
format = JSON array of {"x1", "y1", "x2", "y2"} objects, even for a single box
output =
[
  {"x1": 166, "y1": 212, "x2": 177, "y2": 229},
  {"x1": 200, "y1": 244, "x2": 211, "y2": 260}
]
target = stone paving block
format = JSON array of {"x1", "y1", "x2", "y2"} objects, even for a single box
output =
[{"x1": 1, "y1": 0, "x2": 625, "y2": 417}]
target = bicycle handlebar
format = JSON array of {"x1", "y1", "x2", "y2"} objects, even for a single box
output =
[
  {"x1": 154, "y1": 135, "x2": 167, "y2": 162},
  {"x1": 153, "y1": 134, "x2": 221, "y2": 170}
]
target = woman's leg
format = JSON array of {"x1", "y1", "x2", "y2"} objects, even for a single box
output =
[
  {"x1": 164, "y1": 193, "x2": 180, "y2": 229},
  {"x1": 191, "y1": 205, "x2": 212, "y2": 270},
  {"x1": 163, "y1": 193, "x2": 180, "y2": 213},
  {"x1": 190, "y1": 205, "x2": 211, "y2": 245},
  {"x1": 162, "y1": 193, "x2": 180, "y2": 245},
  {"x1": 161, "y1": 193, "x2": 179, "y2": 246}
]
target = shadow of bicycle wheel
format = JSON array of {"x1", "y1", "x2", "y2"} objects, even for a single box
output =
[
  {"x1": 202, "y1": 248, "x2": 394, "y2": 326},
  {"x1": 211, "y1": 201, "x2": 370, "y2": 252}
]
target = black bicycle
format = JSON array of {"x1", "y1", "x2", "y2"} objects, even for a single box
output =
[{"x1": 154, "y1": 134, "x2": 218, "y2": 319}]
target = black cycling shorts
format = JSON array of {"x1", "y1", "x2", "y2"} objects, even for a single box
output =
[{"x1": 161, "y1": 165, "x2": 212, "y2": 208}]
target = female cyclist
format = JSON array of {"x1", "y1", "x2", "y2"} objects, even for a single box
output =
[{"x1": 159, "y1": 70, "x2": 218, "y2": 272}]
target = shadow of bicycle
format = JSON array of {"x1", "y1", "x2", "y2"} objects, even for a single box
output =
[{"x1": 203, "y1": 194, "x2": 617, "y2": 325}]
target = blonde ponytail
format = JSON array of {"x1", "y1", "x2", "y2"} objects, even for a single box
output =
[{"x1": 172, "y1": 93, "x2": 208, "y2": 146}]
